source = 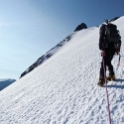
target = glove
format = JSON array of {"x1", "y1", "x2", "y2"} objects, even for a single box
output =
[
  {"x1": 114, "y1": 43, "x2": 120, "y2": 55},
  {"x1": 116, "y1": 48, "x2": 120, "y2": 55},
  {"x1": 101, "y1": 50, "x2": 106, "y2": 57}
]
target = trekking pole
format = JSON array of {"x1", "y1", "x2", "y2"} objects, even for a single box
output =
[
  {"x1": 116, "y1": 53, "x2": 121, "y2": 71},
  {"x1": 102, "y1": 56, "x2": 112, "y2": 124},
  {"x1": 118, "y1": 53, "x2": 121, "y2": 66}
]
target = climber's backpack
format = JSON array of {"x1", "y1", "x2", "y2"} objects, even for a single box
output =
[{"x1": 105, "y1": 23, "x2": 121, "y2": 43}]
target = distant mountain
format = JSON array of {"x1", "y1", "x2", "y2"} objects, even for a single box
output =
[{"x1": 0, "y1": 79, "x2": 16, "y2": 91}]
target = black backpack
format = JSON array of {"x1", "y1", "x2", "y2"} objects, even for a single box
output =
[{"x1": 105, "y1": 23, "x2": 121, "y2": 43}]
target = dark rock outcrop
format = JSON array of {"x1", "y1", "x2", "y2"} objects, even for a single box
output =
[
  {"x1": 110, "y1": 17, "x2": 120, "y2": 22},
  {"x1": 74, "y1": 23, "x2": 87, "y2": 32}
]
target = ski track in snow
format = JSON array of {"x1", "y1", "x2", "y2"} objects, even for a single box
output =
[{"x1": 0, "y1": 17, "x2": 124, "y2": 124}]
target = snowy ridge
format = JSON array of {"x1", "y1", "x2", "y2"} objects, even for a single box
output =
[
  {"x1": 0, "y1": 16, "x2": 124, "y2": 124},
  {"x1": 20, "y1": 34, "x2": 74, "y2": 78}
]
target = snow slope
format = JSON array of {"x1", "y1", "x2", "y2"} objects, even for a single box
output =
[
  {"x1": 0, "y1": 16, "x2": 124, "y2": 124},
  {"x1": 20, "y1": 34, "x2": 73, "y2": 78}
]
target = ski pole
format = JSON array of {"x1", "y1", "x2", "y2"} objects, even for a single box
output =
[
  {"x1": 118, "y1": 53, "x2": 121, "y2": 67},
  {"x1": 116, "y1": 53, "x2": 121, "y2": 71}
]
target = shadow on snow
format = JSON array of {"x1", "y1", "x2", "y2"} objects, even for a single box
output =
[{"x1": 105, "y1": 79, "x2": 124, "y2": 89}]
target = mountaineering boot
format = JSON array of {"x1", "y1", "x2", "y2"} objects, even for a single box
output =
[
  {"x1": 106, "y1": 75, "x2": 115, "y2": 81},
  {"x1": 97, "y1": 78, "x2": 105, "y2": 87}
]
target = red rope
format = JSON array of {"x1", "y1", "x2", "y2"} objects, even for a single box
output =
[{"x1": 102, "y1": 56, "x2": 112, "y2": 124}]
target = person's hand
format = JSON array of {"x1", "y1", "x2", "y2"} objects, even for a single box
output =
[
  {"x1": 115, "y1": 43, "x2": 120, "y2": 55},
  {"x1": 101, "y1": 50, "x2": 105, "y2": 57},
  {"x1": 116, "y1": 48, "x2": 120, "y2": 55}
]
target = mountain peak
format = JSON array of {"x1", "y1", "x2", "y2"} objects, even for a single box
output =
[{"x1": 74, "y1": 23, "x2": 87, "y2": 32}]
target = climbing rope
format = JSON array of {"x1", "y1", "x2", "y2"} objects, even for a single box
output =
[{"x1": 102, "y1": 56, "x2": 112, "y2": 124}]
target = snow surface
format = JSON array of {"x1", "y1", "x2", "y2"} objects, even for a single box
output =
[
  {"x1": 0, "y1": 16, "x2": 124, "y2": 124},
  {"x1": 20, "y1": 34, "x2": 73, "y2": 78}
]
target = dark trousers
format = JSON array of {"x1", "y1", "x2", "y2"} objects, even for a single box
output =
[{"x1": 99, "y1": 49, "x2": 115, "y2": 79}]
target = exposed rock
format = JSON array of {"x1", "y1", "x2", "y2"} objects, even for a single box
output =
[
  {"x1": 110, "y1": 17, "x2": 120, "y2": 22},
  {"x1": 74, "y1": 23, "x2": 87, "y2": 32}
]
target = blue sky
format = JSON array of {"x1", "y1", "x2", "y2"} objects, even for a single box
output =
[{"x1": 0, "y1": 0, "x2": 124, "y2": 79}]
